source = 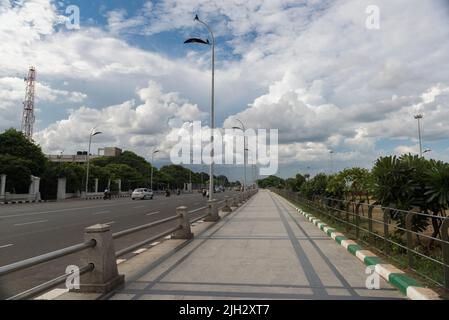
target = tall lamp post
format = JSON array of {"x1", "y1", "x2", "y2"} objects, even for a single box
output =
[
  {"x1": 414, "y1": 114, "x2": 423, "y2": 157},
  {"x1": 233, "y1": 119, "x2": 247, "y2": 192},
  {"x1": 85, "y1": 129, "x2": 102, "y2": 195},
  {"x1": 151, "y1": 149, "x2": 160, "y2": 190},
  {"x1": 184, "y1": 14, "x2": 215, "y2": 200},
  {"x1": 329, "y1": 150, "x2": 334, "y2": 174}
]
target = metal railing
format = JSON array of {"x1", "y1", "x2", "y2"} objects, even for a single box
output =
[
  {"x1": 0, "y1": 190, "x2": 258, "y2": 300},
  {"x1": 276, "y1": 189, "x2": 449, "y2": 291}
]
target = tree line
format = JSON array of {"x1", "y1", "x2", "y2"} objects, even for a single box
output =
[
  {"x1": 258, "y1": 154, "x2": 449, "y2": 250},
  {"x1": 0, "y1": 129, "x2": 237, "y2": 199}
]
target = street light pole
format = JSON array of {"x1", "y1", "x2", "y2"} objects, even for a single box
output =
[
  {"x1": 329, "y1": 150, "x2": 334, "y2": 174},
  {"x1": 85, "y1": 129, "x2": 102, "y2": 196},
  {"x1": 233, "y1": 119, "x2": 246, "y2": 192},
  {"x1": 414, "y1": 114, "x2": 423, "y2": 157},
  {"x1": 151, "y1": 149, "x2": 160, "y2": 190},
  {"x1": 184, "y1": 15, "x2": 215, "y2": 201}
]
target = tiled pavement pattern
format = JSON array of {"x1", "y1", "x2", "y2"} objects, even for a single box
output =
[{"x1": 110, "y1": 190, "x2": 404, "y2": 300}]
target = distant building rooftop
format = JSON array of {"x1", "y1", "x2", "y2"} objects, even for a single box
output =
[{"x1": 47, "y1": 147, "x2": 122, "y2": 164}]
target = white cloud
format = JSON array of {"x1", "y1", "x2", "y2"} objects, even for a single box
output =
[
  {"x1": 34, "y1": 81, "x2": 207, "y2": 157},
  {"x1": 2, "y1": 0, "x2": 449, "y2": 177}
]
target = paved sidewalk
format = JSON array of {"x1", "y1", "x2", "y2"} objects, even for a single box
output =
[{"x1": 110, "y1": 190, "x2": 404, "y2": 300}]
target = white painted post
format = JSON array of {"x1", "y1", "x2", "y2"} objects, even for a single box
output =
[
  {"x1": 0, "y1": 174, "x2": 6, "y2": 199},
  {"x1": 57, "y1": 177, "x2": 67, "y2": 201},
  {"x1": 94, "y1": 178, "x2": 99, "y2": 193}
]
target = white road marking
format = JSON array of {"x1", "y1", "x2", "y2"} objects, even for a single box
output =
[
  {"x1": 146, "y1": 211, "x2": 160, "y2": 216},
  {"x1": 104, "y1": 221, "x2": 115, "y2": 225},
  {"x1": 116, "y1": 259, "x2": 126, "y2": 265},
  {"x1": 35, "y1": 288, "x2": 68, "y2": 300},
  {"x1": 93, "y1": 210, "x2": 110, "y2": 215},
  {"x1": 133, "y1": 248, "x2": 147, "y2": 254},
  {"x1": 164, "y1": 235, "x2": 171, "y2": 240},
  {"x1": 150, "y1": 242, "x2": 160, "y2": 246},
  {"x1": 1, "y1": 202, "x2": 133, "y2": 219},
  {"x1": 14, "y1": 220, "x2": 48, "y2": 226},
  {"x1": 133, "y1": 206, "x2": 145, "y2": 209},
  {"x1": 0, "y1": 244, "x2": 13, "y2": 249}
]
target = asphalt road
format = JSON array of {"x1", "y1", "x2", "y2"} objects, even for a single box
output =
[{"x1": 0, "y1": 191, "x2": 235, "y2": 299}]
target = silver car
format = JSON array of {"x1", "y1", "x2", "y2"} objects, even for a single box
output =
[{"x1": 131, "y1": 188, "x2": 154, "y2": 200}]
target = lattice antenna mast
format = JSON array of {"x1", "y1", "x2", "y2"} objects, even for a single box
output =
[{"x1": 21, "y1": 66, "x2": 36, "y2": 140}]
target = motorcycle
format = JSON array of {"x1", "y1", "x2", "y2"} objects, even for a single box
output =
[
  {"x1": 165, "y1": 190, "x2": 171, "y2": 197},
  {"x1": 103, "y1": 191, "x2": 111, "y2": 200}
]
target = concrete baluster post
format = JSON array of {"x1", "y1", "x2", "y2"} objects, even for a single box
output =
[
  {"x1": 94, "y1": 179, "x2": 99, "y2": 193},
  {"x1": 172, "y1": 206, "x2": 193, "y2": 239},
  {"x1": 222, "y1": 196, "x2": 232, "y2": 212},
  {"x1": 205, "y1": 199, "x2": 220, "y2": 222},
  {"x1": 232, "y1": 195, "x2": 239, "y2": 208},
  {"x1": 74, "y1": 224, "x2": 124, "y2": 293}
]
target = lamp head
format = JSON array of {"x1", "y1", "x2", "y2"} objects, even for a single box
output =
[{"x1": 184, "y1": 37, "x2": 210, "y2": 45}]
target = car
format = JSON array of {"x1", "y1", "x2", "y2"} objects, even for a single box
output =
[{"x1": 131, "y1": 188, "x2": 154, "y2": 200}]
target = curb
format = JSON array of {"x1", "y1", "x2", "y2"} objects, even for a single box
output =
[{"x1": 279, "y1": 194, "x2": 441, "y2": 300}]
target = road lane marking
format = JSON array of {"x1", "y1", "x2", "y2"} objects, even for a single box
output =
[
  {"x1": 133, "y1": 206, "x2": 145, "y2": 209},
  {"x1": 146, "y1": 211, "x2": 160, "y2": 216},
  {"x1": 164, "y1": 235, "x2": 171, "y2": 239},
  {"x1": 133, "y1": 248, "x2": 147, "y2": 254},
  {"x1": 1, "y1": 202, "x2": 135, "y2": 219},
  {"x1": 150, "y1": 242, "x2": 160, "y2": 246},
  {"x1": 104, "y1": 221, "x2": 115, "y2": 225},
  {"x1": 35, "y1": 288, "x2": 68, "y2": 300},
  {"x1": 14, "y1": 220, "x2": 48, "y2": 226},
  {"x1": 116, "y1": 259, "x2": 126, "y2": 265},
  {"x1": 0, "y1": 244, "x2": 13, "y2": 249},
  {"x1": 93, "y1": 210, "x2": 110, "y2": 215}
]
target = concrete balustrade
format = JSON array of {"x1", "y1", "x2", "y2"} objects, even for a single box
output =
[
  {"x1": 222, "y1": 196, "x2": 232, "y2": 212},
  {"x1": 74, "y1": 224, "x2": 124, "y2": 294},
  {"x1": 1, "y1": 189, "x2": 258, "y2": 298},
  {"x1": 171, "y1": 206, "x2": 193, "y2": 239},
  {"x1": 205, "y1": 199, "x2": 220, "y2": 222},
  {"x1": 232, "y1": 195, "x2": 240, "y2": 207}
]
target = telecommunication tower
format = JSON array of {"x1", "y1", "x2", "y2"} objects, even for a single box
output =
[{"x1": 21, "y1": 66, "x2": 36, "y2": 140}]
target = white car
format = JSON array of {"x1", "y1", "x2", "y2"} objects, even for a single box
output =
[{"x1": 131, "y1": 188, "x2": 154, "y2": 200}]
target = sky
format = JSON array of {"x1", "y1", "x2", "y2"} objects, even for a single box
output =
[{"x1": 1, "y1": 0, "x2": 449, "y2": 181}]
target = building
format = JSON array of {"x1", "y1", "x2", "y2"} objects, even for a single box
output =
[{"x1": 47, "y1": 147, "x2": 122, "y2": 164}]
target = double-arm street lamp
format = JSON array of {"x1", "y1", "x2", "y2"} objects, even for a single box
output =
[
  {"x1": 184, "y1": 14, "x2": 215, "y2": 200},
  {"x1": 151, "y1": 149, "x2": 160, "y2": 190},
  {"x1": 232, "y1": 119, "x2": 247, "y2": 192},
  {"x1": 85, "y1": 128, "x2": 102, "y2": 195}
]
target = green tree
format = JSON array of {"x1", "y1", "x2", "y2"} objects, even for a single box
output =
[
  {"x1": 372, "y1": 155, "x2": 428, "y2": 236},
  {"x1": 0, "y1": 154, "x2": 32, "y2": 193},
  {"x1": 0, "y1": 128, "x2": 47, "y2": 176}
]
